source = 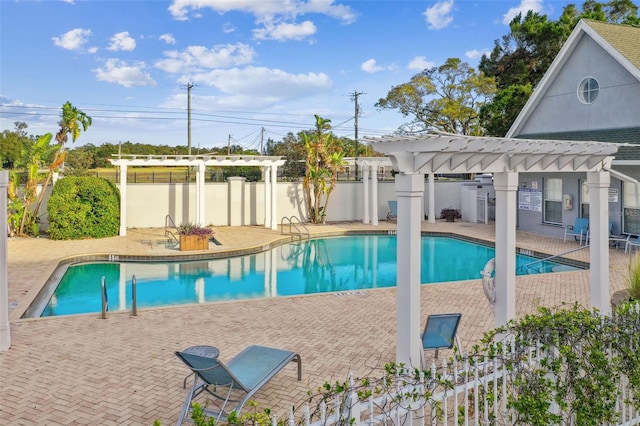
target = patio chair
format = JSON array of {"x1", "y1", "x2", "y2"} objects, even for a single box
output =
[
  {"x1": 420, "y1": 313, "x2": 462, "y2": 366},
  {"x1": 387, "y1": 200, "x2": 398, "y2": 221},
  {"x1": 175, "y1": 345, "x2": 302, "y2": 424},
  {"x1": 563, "y1": 217, "x2": 589, "y2": 245},
  {"x1": 584, "y1": 221, "x2": 613, "y2": 245}
]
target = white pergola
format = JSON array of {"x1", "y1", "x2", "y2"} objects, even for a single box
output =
[
  {"x1": 367, "y1": 132, "x2": 623, "y2": 367},
  {"x1": 109, "y1": 155, "x2": 286, "y2": 235}
]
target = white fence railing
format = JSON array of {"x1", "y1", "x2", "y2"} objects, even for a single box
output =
[{"x1": 286, "y1": 340, "x2": 639, "y2": 426}]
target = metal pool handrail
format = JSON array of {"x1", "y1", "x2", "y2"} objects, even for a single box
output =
[
  {"x1": 101, "y1": 276, "x2": 109, "y2": 319},
  {"x1": 280, "y1": 216, "x2": 310, "y2": 242},
  {"x1": 517, "y1": 245, "x2": 589, "y2": 274}
]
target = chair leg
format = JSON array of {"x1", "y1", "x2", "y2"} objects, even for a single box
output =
[{"x1": 176, "y1": 387, "x2": 196, "y2": 425}]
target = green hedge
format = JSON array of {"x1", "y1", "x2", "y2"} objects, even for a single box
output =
[{"x1": 47, "y1": 176, "x2": 120, "y2": 240}]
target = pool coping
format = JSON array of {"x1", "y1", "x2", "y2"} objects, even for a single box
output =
[{"x1": 18, "y1": 230, "x2": 589, "y2": 320}]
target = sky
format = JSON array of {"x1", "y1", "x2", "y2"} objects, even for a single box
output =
[{"x1": 0, "y1": 0, "x2": 575, "y2": 152}]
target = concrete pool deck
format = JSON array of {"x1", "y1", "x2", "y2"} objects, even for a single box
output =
[{"x1": 1, "y1": 221, "x2": 634, "y2": 425}]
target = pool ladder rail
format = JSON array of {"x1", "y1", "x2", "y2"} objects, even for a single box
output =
[
  {"x1": 164, "y1": 215, "x2": 180, "y2": 248},
  {"x1": 280, "y1": 215, "x2": 310, "y2": 242},
  {"x1": 100, "y1": 274, "x2": 139, "y2": 319},
  {"x1": 517, "y1": 244, "x2": 589, "y2": 275}
]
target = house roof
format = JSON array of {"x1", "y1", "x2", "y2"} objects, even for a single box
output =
[
  {"x1": 506, "y1": 19, "x2": 640, "y2": 139},
  {"x1": 585, "y1": 20, "x2": 640, "y2": 70}
]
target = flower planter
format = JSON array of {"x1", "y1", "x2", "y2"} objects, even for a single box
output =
[{"x1": 179, "y1": 234, "x2": 209, "y2": 251}]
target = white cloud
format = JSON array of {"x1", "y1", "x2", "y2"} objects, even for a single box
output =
[
  {"x1": 159, "y1": 33, "x2": 176, "y2": 45},
  {"x1": 407, "y1": 56, "x2": 435, "y2": 71},
  {"x1": 52, "y1": 28, "x2": 93, "y2": 51},
  {"x1": 168, "y1": 0, "x2": 357, "y2": 23},
  {"x1": 180, "y1": 66, "x2": 332, "y2": 108},
  {"x1": 222, "y1": 23, "x2": 236, "y2": 33},
  {"x1": 424, "y1": 0, "x2": 454, "y2": 30},
  {"x1": 108, "y1": 32, "x2": 136, "y2": 51},
  {"x1": 62, "y1": 0, "x2": 74, "y2": 4},
  {"x1": 465, "y1": 48, "x2": 490, "y2": 59},
  {"x1": 361, "y1": 59, "x2": 385, "y2": 73},
  {"x1": 155, "y1": 43, "x2": 255, "y2": 74},
  {"x1": 502, "y1": 0, "x2": 544, "y2": 25},
  {"x1": 253, "y1": 20, "x2": 317, "y2": 41},
  {"x1": 94, "y1": 59, "x2": 157, "y2": 88}
]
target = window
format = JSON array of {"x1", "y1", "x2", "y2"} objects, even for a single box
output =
[
  {"x1": 544, "y1": 178, "x2": 562, "y2": 224},
  {"x1": 578, "y1": 77, "x2": 599, "y2": 104},
  {"x1": 624, "y1": 182, "x2": 640, "y2": 234},
  {"x1": 581, "y1": 180, "x2": 590, "y2": 219}
]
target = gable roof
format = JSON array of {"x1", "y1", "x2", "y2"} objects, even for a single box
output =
[{"x1": 506, "y1": 19, "x2": 640, "y2": 138}]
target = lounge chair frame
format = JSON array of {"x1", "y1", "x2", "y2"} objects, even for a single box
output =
[{"x1": 175, "y1": 345, "x2": 301, "y2": 424}]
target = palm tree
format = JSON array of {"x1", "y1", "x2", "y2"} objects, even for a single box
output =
[
  {"x1": 31, "y1": 102, "x2": 92, "y2": 220},
  {"x1": 16, "y1": 133, "x2": 56, "y2": 235},
  {"x1": 301, "y1": 115, "x2": 344, "y2": 224}
]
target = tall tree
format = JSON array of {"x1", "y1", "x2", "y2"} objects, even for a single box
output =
[
  {"x1": 0, "y1": 121, "x2": 33, "y2": 169},
  {"x1": 32, "y1": 102, "x2": 92, "y2": 221},
  {"x1": 375, "y1": 58, "x2": 497, "y2": 135}
]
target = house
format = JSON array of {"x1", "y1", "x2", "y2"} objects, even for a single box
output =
[{"x1": 506, "y1": 19, "x2": 640, "y2": 238}]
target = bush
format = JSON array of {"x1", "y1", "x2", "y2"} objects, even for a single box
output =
[{"x1": 47, "y1": 176, "x2": 120, "y2": 240}]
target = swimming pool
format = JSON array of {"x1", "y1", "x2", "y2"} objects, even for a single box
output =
[{"x1": 36, "y1": 235, "x2": 582, "y2": 317}]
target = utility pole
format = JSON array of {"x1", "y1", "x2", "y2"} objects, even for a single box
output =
[
  {"x1": 350, "y1": 90, "x2": 365, "y2": 180},
  {"x1": 260, "y1": 127, "x2": 265, "y2": 154},
  {"x1": 187, "y1": 82, "x2": 194, "y2": 155},
  {"x1": 227, "y1": 134, "x2": 231, "y2": 155}
]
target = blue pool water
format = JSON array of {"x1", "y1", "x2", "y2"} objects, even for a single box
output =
[{"x1": 40, "y1": 235, "x2": 580, "y2": 317}]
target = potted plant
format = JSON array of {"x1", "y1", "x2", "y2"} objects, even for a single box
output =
[
  {"x1": 439, "y1": 207, "x2": 462, "y2": 222},
  {"x1": 177, "y1": 222, "x2": 214, "y2": 251}
]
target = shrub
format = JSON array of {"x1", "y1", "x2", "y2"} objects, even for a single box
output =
[
  {"x1": 47, "y1": 176, "x2": 120, "y2": 240},
  {"x1": 626, "y1": 253, "x2": 640, "y2": 300}
]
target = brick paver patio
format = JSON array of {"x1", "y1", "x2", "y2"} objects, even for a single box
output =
[{"x1": 0, "y1": 221, "x2": 632, "y2": 425}]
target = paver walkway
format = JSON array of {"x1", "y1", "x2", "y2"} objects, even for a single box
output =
[{"x1": 0, "y1": 221, "x2": 632, "y2": 425}]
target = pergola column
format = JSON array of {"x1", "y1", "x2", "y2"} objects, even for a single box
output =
[
  {"x1": 493, "y1": 172, "x2": 518, "y2": 326},
  {"x1": 371, "y1": 165, "x2": 379, "y2": 225},
  {"x1": 119, "y1": 164, "x2": 127, "y2": 236},
  {"x1": 362, "y1": 165, "x2": 370, "y2": 224},
  {"x1": 0, "y1": 170, "x2": 11, "y2": 351},
  {"x1": 395, "y1": 173, "x2": 424, "y2": 367},
  {"x1": 587, "y1": 171, "x2": 611, "y2": 315},
  {"x1": 428, "y1": 173, "x2": 435, "y2": 223},
  {"x1": 270, "y1": 165, "x2": 278, "y2": 230},
  {"x1": 263, "y1": 167, "x2": 271, "y2": 228},
  {"x1": 196, "y1": 162, "x2": 205, "y2": 225}
]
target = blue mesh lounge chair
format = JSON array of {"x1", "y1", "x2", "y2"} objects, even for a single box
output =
[
  {"x1": 420, "y1": 313, "x2": 462, "y2": 366},
  {"x1": 563, "y1": 217, "x2": 589, "y2": 245},
  {"x1": 175, "y1": 345, "x2": 302, "y2": 424},
  {"x1": 387, "y1": 200, "x2": 398, "y2": 221}
]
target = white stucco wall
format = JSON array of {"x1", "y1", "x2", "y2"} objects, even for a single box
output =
[{"x1": 122, "y1": 179, "x2": 467, "y2": 228}]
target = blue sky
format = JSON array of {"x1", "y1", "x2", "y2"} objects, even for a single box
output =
[{"x1": 1, "y1": 0, "x2": 573, "y2": 151}]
